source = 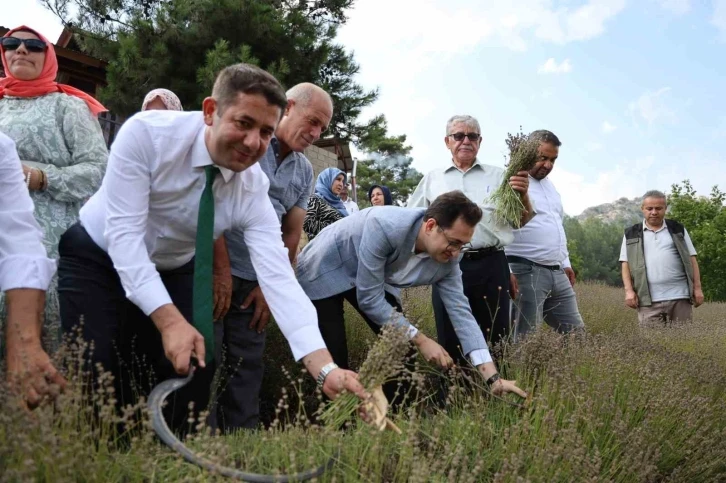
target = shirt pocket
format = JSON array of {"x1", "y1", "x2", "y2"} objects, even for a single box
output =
[
  {"x1": 285, "y1": 178, "x2": 308, "y2": 208},
  {"x1": 625, "y1": 238, "x2": 644, "y2": 268}
]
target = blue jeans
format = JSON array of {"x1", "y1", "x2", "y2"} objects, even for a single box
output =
[{"x1": 510, "y1": 262, "x2": 584, "y2": 341}]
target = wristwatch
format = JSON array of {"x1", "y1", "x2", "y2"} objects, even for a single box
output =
[
  {"x1": 316, "y1": 362, "x2": 339, "y2": 388},
  {"x1": 486, "y1": 373, "x2": 501, "y2": 386}
]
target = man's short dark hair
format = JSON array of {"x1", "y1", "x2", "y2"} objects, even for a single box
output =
[
  {"x1": 528, "y1": 129, "x2": 562, "y2": 147},
  {"x1": 424, "y1": 191, "x2": 483, "y2": 229},
  {"x1": 212, "y1": 63, "x2": 287, "y2": 115}
]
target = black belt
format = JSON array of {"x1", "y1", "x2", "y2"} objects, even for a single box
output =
[
  {"x1": 462, "y1": 246, "x2": 503, "y2": 261},
  {"x1": 507, "y1": 255, "x2": 561, "y2": 271}
]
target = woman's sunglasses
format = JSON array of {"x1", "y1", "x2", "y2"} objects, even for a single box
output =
[{"x1": 1, "y1": 37, "x2": 47, "y2": 53}]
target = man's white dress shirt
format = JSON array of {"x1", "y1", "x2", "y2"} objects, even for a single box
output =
[
  {"x1": 0, "y1": 133, "x2": 56, "y2": 292},
  {"x1": 505, "y1": 176, "x2": 571, "y2": 267},
  {"x1": 79, "y1": 110, "x2": 325, "y2": 361},
  {"x1": 408, "y1": 159, "x2": 534, "y2": 249},
  {"x1": 342, "y1": 198, "x2": 359, "y2": 214}
]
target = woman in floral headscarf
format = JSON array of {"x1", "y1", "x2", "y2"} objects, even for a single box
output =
[
  {"x1": 303, "y1": 167, "x2": 348, "y2": 241},
  {"x1": 141, "y1": 88, "x2": 183, "y2": 111},
  {"x1": 0, "y1": 25, "x2": 108, "y2": 351}
]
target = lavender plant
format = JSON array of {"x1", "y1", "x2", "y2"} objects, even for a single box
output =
[{"x1": 490, "y1": 128, "x2": 539, "y2": 228}]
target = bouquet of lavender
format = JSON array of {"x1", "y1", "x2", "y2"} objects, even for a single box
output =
[{"x1": 489, "y1": 128, "x2": 539, "y2": 228}]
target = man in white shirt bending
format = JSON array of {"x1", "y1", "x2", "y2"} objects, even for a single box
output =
[
  {"x1": 1, "y1": 132, "x2": 64, "y2": 409},
  {"x1": 57, "y1": 64, "x2": 364, "y2": 432},
  {"x1": 505, "y1": 130, "x2": 584, "y2": 341}
]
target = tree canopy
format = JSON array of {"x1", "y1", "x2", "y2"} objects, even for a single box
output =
[
  {"x1": 41, "y1": 0, "x2": 380, "y2": 143},
  {"x1": 667, "y1": 180, "x2": 726, "y2": 302},
  {"x1": 351, "y1": 115, "x2": 423, "y2": 206}
]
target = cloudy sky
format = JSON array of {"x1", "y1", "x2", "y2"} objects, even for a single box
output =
[{"x1": 5, "y1": 0, "x2": 726, "y2": 214}]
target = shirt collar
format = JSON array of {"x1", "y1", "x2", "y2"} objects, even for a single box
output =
[
  {"x1": 445, "y1": 158, "x2": 484, "y2": 174},
  {"x1": 190, "y1": 123, "x2": 235, "y2": 183},
  {"x1": 270, "y1": 135, "x2": 301, "y2": 165},
  {"x1": 643, "y1": 220, "x2": 667, "y2": 233}
]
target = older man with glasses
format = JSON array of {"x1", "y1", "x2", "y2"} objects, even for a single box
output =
[{"x1": 408, "y1": 115, "x2": 534, "y2": 362}]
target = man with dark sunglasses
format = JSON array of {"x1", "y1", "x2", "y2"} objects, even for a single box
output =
[{"x1": 408, "y1": 115, "x2": 535, "y2": 363}]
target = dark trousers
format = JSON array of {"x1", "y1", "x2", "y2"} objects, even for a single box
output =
[
  {"x1": 57, "y1": 223, "x2": 215, "y2": 434},
  {"x1": 312, "y1": 289, "x2": 415, "y2": 405},
  {"x1": 433, "y1": 250, "x2": 511, "y2": 363},
  {"x1": 212, "y1": 277, "x2": 266, "y2": 432}
]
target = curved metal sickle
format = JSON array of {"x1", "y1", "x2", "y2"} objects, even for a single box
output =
[{"x1": 148, "y1": 367, "x2": 337, "y2": 482}]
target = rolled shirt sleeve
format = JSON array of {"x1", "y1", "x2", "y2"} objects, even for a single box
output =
[
  {"x1": 0, "y1": 135, "x2": 56, "y2": 292},
  {"x1": 242, "y1": 193, "x2": 327, "y2": 361},
  {"x1": 295, "y1": 163, "x2": 314, "y2": 211},
  {"x1": 619, "y1": 235, "x2": 628, "y2": 262},
  {"x1": 407, "y1": 175, "x2": 430, "y2": 208},
  {"x1": 683, "y1": 228, "x2": 697, "y2": 256}
]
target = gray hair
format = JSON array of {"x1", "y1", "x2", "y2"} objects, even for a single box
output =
[
  {"x1": 642, "y1": 190, "x2": 667, "y2": 204},
  {"x1": 286, "y1": 82, "x2": 333, "y2": 110},
  {"x1": 528, "y1": 129, "x2": 562, "y2": 147},
  {"x1": 446, "y1": 115, "x2": 480, "y2": 135}
]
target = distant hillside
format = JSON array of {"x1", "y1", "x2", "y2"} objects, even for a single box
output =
[{"x1": 577, "y1": 197, "x2": 642, "y2": 226}]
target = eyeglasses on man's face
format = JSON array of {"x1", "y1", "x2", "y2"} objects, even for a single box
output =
[
  {"x1": 447, "y1": 132, "x2": 480, "y2": 142},
  {"x1": 437, "y1": 227, "x2": 473, "y2": 253}
]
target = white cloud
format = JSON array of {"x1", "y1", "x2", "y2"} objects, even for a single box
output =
[
  {"x1": 551, "y1": 153, "x2": 726, "y2": 216},
  {"x1": 713, "y1": 0, "x2": 726, "y2": 40},
  {"x1": 628, "y1": 87, "x2": 677, "y2": 126},
  {"x1": 337, "y1": 0, "x2": 627, "y2": 64},
  {"x1": 601, "y1": 121, "x2": 617, "y2": 133},
  {"x1": 538, "y1": 58, "x2": 573, "y2": 74},
  {"x1": 0, "y1": 0, "x2": 64, "y2": 40},
  {"x1": 586, "y1": 142, "x2": 604, "y2": 151},
  {"x1": 656, "y1": 0, "x2": 691, "y2": 15}
]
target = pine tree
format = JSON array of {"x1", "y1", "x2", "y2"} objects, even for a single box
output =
[{"x1": 41, "y1": 0, "x2": 378, "y2": 142}]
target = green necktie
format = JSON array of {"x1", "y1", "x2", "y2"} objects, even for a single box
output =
[{"x1": 193, "y1": 164, "x2": 218, "y2": 365}]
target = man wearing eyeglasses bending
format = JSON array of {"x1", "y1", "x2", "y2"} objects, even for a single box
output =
[
  {"x1": 408, "y1": 115, "x2": 534, "y2": 363},
  {"x1": 295, "y1": 191, "x2": 527, "y2": 398}
]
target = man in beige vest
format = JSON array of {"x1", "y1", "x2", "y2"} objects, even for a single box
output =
[{"x1": 619, "y1": 190, "x2": 704, "y2": 325}]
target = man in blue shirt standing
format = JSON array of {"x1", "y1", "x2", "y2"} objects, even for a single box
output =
[{"x1": 212, "y1": 83, "x2": 334, "y2": 432}]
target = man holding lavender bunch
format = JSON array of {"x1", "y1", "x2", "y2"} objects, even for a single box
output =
[
  {"x1": 408, "y1": 115, "x2": 534, "y2": 362},
  {"x1": 505, "y1": 130, "x2": 585, "y2": 341}
]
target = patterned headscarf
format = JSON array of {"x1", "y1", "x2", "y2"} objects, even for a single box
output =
[
  {"x1": 141, "y1": 88, "x2": 183, "y2": 111},
  {"x1": 315, "y1": 168, "x2": 348, "y2": 216}
]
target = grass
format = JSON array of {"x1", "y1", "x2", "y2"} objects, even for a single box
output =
[{"x1": 1, "y1": 283, "x2": 726, "y2": 482}]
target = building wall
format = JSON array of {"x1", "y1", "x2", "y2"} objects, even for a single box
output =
[{"x1": 304, "y1": 145, "x2": 340, "y2": 179}]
